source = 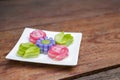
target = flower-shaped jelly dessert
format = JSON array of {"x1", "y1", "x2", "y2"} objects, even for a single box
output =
[
  {"x1": 36, "y1": 37, "x2": 55, "y2": 53},
  {"x1": 48, "y1": 45, "x2": 69, "y2": 61},
  {"x1": 17, "y1": 42, "x2": 40, "y2": 58},
  {"x1": 29, "y1": 30, "x2": 46, "y2": 44}
]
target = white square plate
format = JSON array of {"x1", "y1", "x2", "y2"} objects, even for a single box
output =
[{"x1": 6, "y1": 28, "x2": 82, "y2": 66}]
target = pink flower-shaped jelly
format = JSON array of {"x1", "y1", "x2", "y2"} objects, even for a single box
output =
[{"x1": 29, "y1": 30, "x2": 46, "y2": 44}]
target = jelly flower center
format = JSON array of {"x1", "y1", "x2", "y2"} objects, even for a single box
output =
[{"x1": 42, "y1": 40, "x2": 50, "y2": 44}]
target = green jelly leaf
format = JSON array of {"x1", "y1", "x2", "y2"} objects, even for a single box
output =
[
  {"x1": 55, "y1": 32, "x2": 74, "y2": 46},
  {"x1": 21, "y1": 42, "x2": 34, "y2": 49},
  {"x1": 63, "y1": 34, "x2": 74, "y2": 46},
  {"x1": 17, "y1": 42, "x2": 34, "y2": 56},
  {"x1": 17, "y1": 50, "x2": 25, "y2": 57},
  {"x1": 17, "y1": 42, "x2": 40, "y2": 58},
  {"x1": 23, "y1": 46, "x2": 40, "y2": 58},
  {"x1": 55, "y1": 32, "x2": 64, "y2": 43}
]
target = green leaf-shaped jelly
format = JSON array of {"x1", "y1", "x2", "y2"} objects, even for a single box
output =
[
  {"x1": 55, "y1": 32, "x2": 74, "y2": 46},
  {"x1": 17, "y1": 42, "x2": 40, "y2": 58}
]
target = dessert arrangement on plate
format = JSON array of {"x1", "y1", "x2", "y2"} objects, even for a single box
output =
[
  {"x1": 17, "y1": 29, "x2": 74, "y2": 61},
  {"x1": 6, "y1": 28, "x2": 82, "y2": 66}
]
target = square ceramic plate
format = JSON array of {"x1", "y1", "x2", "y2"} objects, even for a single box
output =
[{"x1": 5, "y1": 28, "x2": 82, "y2": 66}]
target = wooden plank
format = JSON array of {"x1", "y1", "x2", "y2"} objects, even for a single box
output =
[
  {"x1": 0, "y1": 0, "x2": 120, "y2": 80},
  {"x1": 0, "y1": 0, "x2": 120, "y2": 31},
  {"x1": 75, "y1": 67, "x2": 120, "y2": 80}
]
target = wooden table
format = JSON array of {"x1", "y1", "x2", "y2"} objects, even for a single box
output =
[{"x1": 0, "y1": 0, "x2": 120, "y2": 80}]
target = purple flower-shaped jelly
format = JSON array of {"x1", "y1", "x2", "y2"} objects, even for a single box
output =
[{"x1": 36, "y1": 37, "x2": 55, "y2": 53}]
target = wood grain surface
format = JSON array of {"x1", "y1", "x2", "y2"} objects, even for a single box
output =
[
  {"x1": 0, "y1": 0, "x2": 120, "y2": 80},
  {"x1": 75, "y1": 67, "x2": 120, "y2": 80}
]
